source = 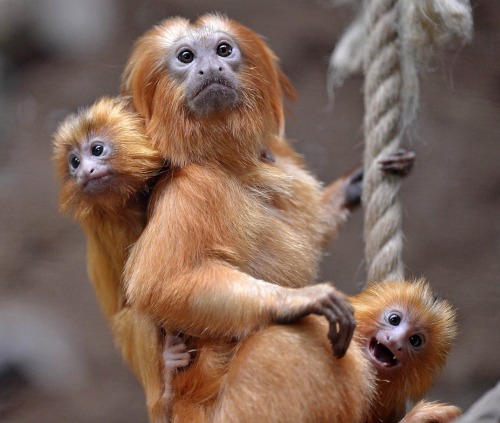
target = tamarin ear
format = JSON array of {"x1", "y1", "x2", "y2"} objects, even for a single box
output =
[
  {"x1": 115, "y1": 96, "x2": 135, "y2": 113},
  {"x1": 278, "y1": 68, "x2": 297, "y2": 103},
  {"x1": 120, "y1": 36, "x2": 158, "y2": 124}
]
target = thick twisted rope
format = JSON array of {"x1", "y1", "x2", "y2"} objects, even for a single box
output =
[
  {"x1": 362, "y1": 0, "x2": 404, "y2": 283},
  {"x1": 329, "y1": 0, "x2": 472, "y2": 284}
]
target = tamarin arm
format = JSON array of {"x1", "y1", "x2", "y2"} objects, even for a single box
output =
[
  {"x1": 122, "y1": 167, "x2": 282, "y2": 337},
  {"x1": 126, "y1": 244, "x2": 348, "y2": 343},
  {"x1": 125, "y1": 167, "x2": 354, "y2": 355},
  {"x1": 320, "y1": 150, "x2": 416, "y2": 246}
]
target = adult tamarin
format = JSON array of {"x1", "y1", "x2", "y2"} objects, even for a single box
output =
[
  {"x1": 121, "y1": 13, "x2": 371, "y2": 421},
  {"x1": 121, "y1": 14, "x2": 433, "y2": 422},
  {"x1": 122, "y1": 13, "x2": 360, "y2": 356}
]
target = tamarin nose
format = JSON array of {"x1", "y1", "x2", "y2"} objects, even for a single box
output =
[{"x1": 198, "y1": 57, "x2": 223, "y2": 76}]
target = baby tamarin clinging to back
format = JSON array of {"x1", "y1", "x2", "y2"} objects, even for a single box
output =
[
  {"x1": 212, "y1": 279, "x2": 459, "y2": 423},
  {"x1": 53, "y1": 97, "x2": 190, "y2": 423},
  {"x1": 353, "y1": 279, "x2": 460, "y2": 423}
]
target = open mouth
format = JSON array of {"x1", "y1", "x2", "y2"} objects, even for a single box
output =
[{"x1": 368, "y1": 338, "x2": 399, "y2": 368}]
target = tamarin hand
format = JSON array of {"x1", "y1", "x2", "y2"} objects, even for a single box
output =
[
  {"x1": 343, "y1": 148, "x2": 416, "y2": 210},
  {"x1": 276, "y1": 283, "x2": 355, "y2": 358}
]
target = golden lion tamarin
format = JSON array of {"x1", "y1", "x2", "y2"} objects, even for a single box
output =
[
  {"x1": 120, "y1": 13, "x2": 378, "y2": 421},
  {"x1": 52, "y1": 97, "x2": 191, "y2": 423},
  {"x1": 352, "y1": 279, "x2": 460, "y2": 423},
  {"x1": 199, "y1": 280, "x2": 459, "y2": 423},
  {"x1": 122, "y1": 13, "x2": 358, "y2": 355}
]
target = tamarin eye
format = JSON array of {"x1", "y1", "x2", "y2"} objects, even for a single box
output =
[
  {"x1": 217, "y1": 43, "x2": 232, "y2": 57},
  {"x1": 69, "y1": 155, "x2": 80, "y2": 169},
  {"x1": 388, "y1": 313, "x2": 401, "y2": 326},
  {"x1": 178, "y1": 49, "x2": 194, "y2": 63},
  {"x1": 409, "y1": 334, "x2": 423, "y2": 348},
  {"x1": 92, "y1": 144, "x2": 104, "y2": 156}
]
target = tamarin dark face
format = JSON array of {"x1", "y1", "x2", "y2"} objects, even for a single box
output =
[
  {"x1": 352, "y1": 279, "x2": 457, "y2": 401},
  {"x1": 168, "y1": 31, "x2": 243, "y2": 117},
  {"x1": 366, "y1": 307, "x2": 426, "y2": 372},
  {"x1": 121, "y1": 14, "x2": 297, "y2": 166},
  {"x1": 53, "y1": 97, "x2": 165, "y2": 215},
  {"x1": 66, "y1": 136, "x2": 116, "y2": 195}
]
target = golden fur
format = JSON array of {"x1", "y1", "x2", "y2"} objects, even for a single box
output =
[
  {"x1": 122, "y1": 15, "x2": 296, "y2": 166},
  {"x1": 121, "y1": 14, "x2": 369, "y2": 422},
  {"x1": 54, "y1": 16, "x2": 459, "y2": 423},
  {"x1": 53, "y1": 97, "x2": 169, "y2": 422},
  {"x1": 53, "y1": 16, "x2": 460, "y2": 423},
  {"x1": 352, "y1": 279, "x2": 459, "y2": 423}
]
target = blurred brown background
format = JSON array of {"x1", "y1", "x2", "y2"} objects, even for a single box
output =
[{"x1": 0, "y1": 0, "x2": 498, "y2": 422}]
